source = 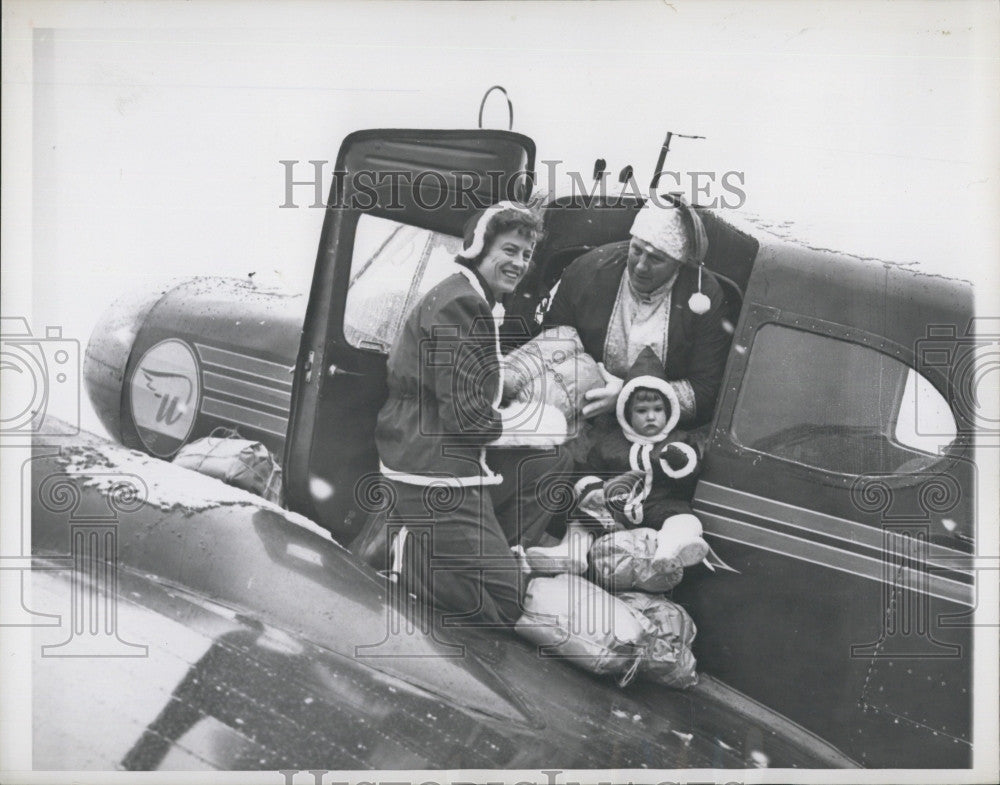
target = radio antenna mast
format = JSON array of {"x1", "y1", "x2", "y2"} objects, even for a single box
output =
[{"x1": 650, "y1": 130, "x2": 706, "y2": 189}]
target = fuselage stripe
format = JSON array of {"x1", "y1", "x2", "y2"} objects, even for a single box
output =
[
  {"x1": 194, "y1": 343, "x2": 293, "y2": 387},
  {"x1": 696, "y1": 499, "x2": 974, "y2": 585},
  {"x1": 200, "y1": 396, "x2": 288, "y2": 437},
  {"x1": 202, "y1": 370, "x2": 291, "y2": 412},
  {"x1": 696, "y1": 481, "x2": 972, "y2": 576},
  {"x1": 699, "y1": 510, "x2": 974, "y2": 607}
]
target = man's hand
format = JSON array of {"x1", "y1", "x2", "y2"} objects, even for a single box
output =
[{"x1": 581, "y1": 362, "x2": 624, "y2": 418}]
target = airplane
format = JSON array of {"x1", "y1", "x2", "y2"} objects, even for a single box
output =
[{"x1": 27, "y1": 125, "x2": 978, "y2": 770}]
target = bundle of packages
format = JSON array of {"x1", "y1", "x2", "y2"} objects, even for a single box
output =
[
  {"x1": 174, "y1": 434, "x2": 283, "y2": 505},
  {"x1": 588, "y1": 528, "x2": 685, "y2": 593},
  {"x1": 618, "y1": 593, "x2": 699, "y2": 689},
  {"x1": 502, "y1": 326, "x2": 605, "y2": 437},
  {"x1": 516, "y1": 573, "x2": 653, "y2": 682}
]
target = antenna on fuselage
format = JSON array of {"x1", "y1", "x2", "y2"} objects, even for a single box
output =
[{"x1": 650, "y1": 130, "x2": 706, "y2": 189}]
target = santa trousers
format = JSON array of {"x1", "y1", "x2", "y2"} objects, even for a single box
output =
[
  {"x1": 382, "y1": 479, "x2": 524, "y2": 627},
  {"x1": 485, "y1": 445, "x2": 575, "y2": 547},
  {"x1": 383, "y1": 446, "x2": 574, "y2": 627}
]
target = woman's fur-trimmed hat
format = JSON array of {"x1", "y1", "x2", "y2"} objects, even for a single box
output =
[{"x1": 456, "y1": 200, "x2": 538, "y2": 260}]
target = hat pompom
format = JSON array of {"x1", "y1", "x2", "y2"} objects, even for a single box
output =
[{"x1": 688, "y1": 291, "x2": 711, "y2": 315}]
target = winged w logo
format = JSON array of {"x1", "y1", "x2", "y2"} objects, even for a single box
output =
[
  {"x1": 129, "y1": 339, "x2": 200, "y2": 457},
  {"x1": 138, "y1": 367, "x2": 194, "y2": 425}
]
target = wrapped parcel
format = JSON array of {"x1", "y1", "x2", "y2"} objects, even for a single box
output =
[{"x1": 503, "y1": 326, "x2": 605, "y2": 436}]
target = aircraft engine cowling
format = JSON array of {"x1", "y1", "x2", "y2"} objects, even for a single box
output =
[{"x1": 84, "y1": 277, "x2": 305, "y2": 459}]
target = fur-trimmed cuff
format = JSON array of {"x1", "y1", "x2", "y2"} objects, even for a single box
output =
[
  {"x1": 669, "y1": 380, "x2": 697, "y2": 423},
  {"x1": 573, "y1": 475, "x2": 604, "y2": 501},
  {"x1": 659, "y1": 441, "x2": 698, "y2": 479},
  {"x1": 491, "y1": 401, "x2": 568, "y2": 447}
]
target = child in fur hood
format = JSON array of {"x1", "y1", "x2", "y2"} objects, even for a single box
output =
[{"x1": 527, "y1": 345, "x2": 710, "y2": 578}]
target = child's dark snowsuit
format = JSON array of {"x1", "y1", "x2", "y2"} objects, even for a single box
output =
[{"x1": 576, "y1": 346, "x2": 701, "y2": 529}]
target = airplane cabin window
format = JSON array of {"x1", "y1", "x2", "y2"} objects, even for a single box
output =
[
  {"x1": 893, "y1": 368, "x2": 958, "y2": 455},
  {"x1": 344, "y1": 214, "x2": 463, "y2": 352},
  {"x1": 732, "y1": 324, "x2": 957, "y2": 476}
]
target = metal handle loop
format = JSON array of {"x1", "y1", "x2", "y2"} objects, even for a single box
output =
[{"x1": 478, "y1": 85, "x2": 514, "y2": 130}]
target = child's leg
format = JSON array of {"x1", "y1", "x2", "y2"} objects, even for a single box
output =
[{"x1": 652, "y1": 513, "x2": 709, "y2": 570}]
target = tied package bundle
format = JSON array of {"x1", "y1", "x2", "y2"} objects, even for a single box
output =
[
  {"x1": 502, "y1": 326, "x2": 605, "y2": 437},
  {"x1": 589, "y1": 528, "x2": 685, "y2": 593},
  {"x1": 516, "y1": 573, "x2": 652, "y2": 682},
  {"x1": 174, "y1": 435, "x2": 283, "y2": 505},
  {"x1": 618, "y1": 593, "x2": 698, "y2": 688}
]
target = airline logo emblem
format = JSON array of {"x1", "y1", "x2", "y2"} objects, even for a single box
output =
[{"x1": 129, "y1": 339, "x2": 200, "y2": 457}]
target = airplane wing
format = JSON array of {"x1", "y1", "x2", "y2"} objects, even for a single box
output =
[{"x1": 29, "y1": 421, "x2": 857, "y2": 770}]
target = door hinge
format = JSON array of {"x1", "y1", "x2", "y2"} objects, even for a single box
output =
[{"x1": 303, "y1": 350, "x2": 315, "y2": 383}]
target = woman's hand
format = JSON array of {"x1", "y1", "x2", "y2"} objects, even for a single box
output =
[{"x1": 581, "y1": 362, "x2": 623, "y2": 418}]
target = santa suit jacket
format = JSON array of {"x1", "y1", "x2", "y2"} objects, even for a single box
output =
[
  {"x1": 543, "y1": 241, "x2": 730, "y2": 426},
  {"x1": 375, "y1": 270, "x2": 504, "y2": 484}
]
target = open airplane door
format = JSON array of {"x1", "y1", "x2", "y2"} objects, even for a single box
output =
[
  {"x1": 284, "y1": 129, "x2": 535, "y2": 542},
  {"x1": 675, "y1": 244, "x2": 976, "y2": 768}
]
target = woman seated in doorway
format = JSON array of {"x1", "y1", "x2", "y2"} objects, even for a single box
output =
[{"x1": 373, "y1": 201, "x2": 572, "y2": 627}]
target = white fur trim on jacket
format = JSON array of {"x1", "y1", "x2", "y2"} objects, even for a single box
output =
[
  {"x1": 573, "y1": 475, "x2": 604, "y2": 501},
  {"x1": 379, "y1": 460, "x2": 503, "y2": 487},
  {"x1": 456, "y1": 201, "x2": 533, "y2": 259},
  {"x1": 615, "y1": 374, "x2": 681, "y2": 444},
  {"x1": 454, "y1": 265, "x2": 509, "y2": 480},
  {"x1": 624, "y1": 464, "x2": 646, "y2": 527},
  {"x1": 658, "y1": 441, "x2": 698, "y2": 479}
]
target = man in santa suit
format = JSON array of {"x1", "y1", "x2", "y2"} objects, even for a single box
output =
[{"x1": 543, "y1": 197, "x2": 730, "y2": 428}]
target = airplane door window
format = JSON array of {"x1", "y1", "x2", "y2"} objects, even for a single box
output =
[
  {"x1": 730, "y1": 324, "x2": 957, "y2": 476},
  {"x1": 343, "y1": 214, "x2": 462, "y2": 353}
]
